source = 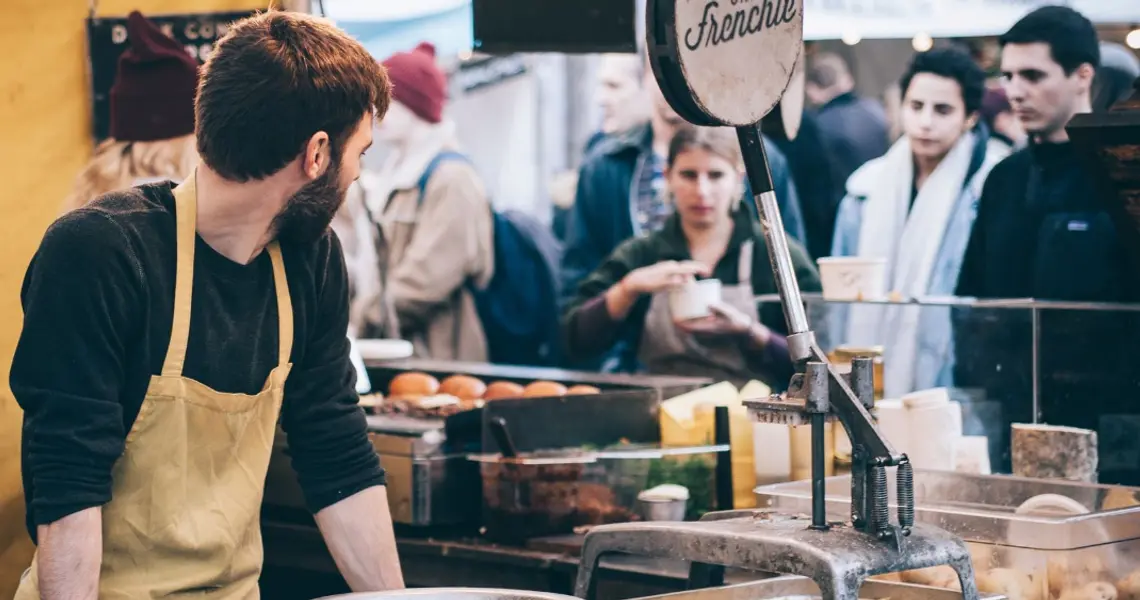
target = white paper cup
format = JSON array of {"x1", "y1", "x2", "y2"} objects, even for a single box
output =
[
  {"x1": 668, "y1": 279, "x2": 722, "y2": 321},
  {"x1": 816, "y1": 257, "x2": 887, "y2": 301}
]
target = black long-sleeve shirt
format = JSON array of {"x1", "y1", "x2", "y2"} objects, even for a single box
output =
[{"x1": 12, "y1": 183, "x2": 385, "y2": 541}]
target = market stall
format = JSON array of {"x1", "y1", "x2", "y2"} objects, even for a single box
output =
[
  {"x1": 261, "y1": 359, "x2": 750, "y2": 598},
  {"x1": 265, "y1": 5, "x2": 1140, "y2": 600}
]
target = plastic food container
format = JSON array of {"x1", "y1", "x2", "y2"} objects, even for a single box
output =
[
  {"x1": 756, "y1": 471, "x2": 1140, "y2": 600},
  {"x1": 669, "y1": 279, "x2": 722, "y2": 321},
  {"x1": 470, "y1": 445, "x2": 721, "y2": 544},
  {"x1": 816, "y1": 257, "x2": 887, "y2": 301}
]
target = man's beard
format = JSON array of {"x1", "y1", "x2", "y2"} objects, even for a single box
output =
[{"x1": 272, "y1": 158, "x2": 349, "y2": 246}]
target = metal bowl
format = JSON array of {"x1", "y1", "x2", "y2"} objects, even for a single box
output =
[{"x1": 316, "y1": 588, "x2": 582, "y2": 600}]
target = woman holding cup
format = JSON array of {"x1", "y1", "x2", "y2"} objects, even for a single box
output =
[{"x1": 562, "y1": 127, "x2": 821, "y2": 388}]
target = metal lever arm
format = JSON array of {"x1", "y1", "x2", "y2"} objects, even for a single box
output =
[{"x1": 735, "y1": 124, "x2": 902, "y2": 466}]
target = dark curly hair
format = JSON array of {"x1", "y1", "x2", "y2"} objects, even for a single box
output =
[
  {"x1": 900, "y1": 46, "x2": 987, "y2": 116},
  {"x1": 1000, "y1": 5, "x2": 1099, "y2": 75}
]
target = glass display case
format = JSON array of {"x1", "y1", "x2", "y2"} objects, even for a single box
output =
[
  {"x1": 755, "y1": 293, "x2": 1140, "y2": 485},
  {"x1": 757, "y1": 471, "x2": 1140, "y2": 600}
]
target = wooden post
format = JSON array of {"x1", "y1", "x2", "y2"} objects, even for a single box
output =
[{"x1": 1011, "y1": 423, "x2": 1098, "y2": 483}]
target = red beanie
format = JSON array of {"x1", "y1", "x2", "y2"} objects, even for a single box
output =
[
  {"x1": 109, "y1": 11, "x2": 200, "y2": 142},
  {"x1": 382, "y1": 42, "x2": 447, "y2": 124}
]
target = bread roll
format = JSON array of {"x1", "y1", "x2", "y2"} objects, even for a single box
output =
[
  {"x1": 484, "y1": 381, "x2": 525, "y2": 401},
  {"x1": 389, "y1": 372, "x2": 440, "y2": 398},
  {"x1": 976, "y1": 568, "x2": 1039, "y2": 600},
  {"x1": 1115, "y1": 570, "x2": 1140, "y2": 600},
  {"x1": 439, "y1": 375, "x2": 487, "y2": 401},
  {"x1": 567, "y1": 384, "x2": 602, "y2": 395},
  {"x1": 523, "y1": 381, "x2": 568, "y2": 397},
  {"x1": 1059, "y1": 582, "x2": 1118, "y2": 600},
  {"x1": 1050, "y1": 555, "x2": 1109, "y2": 598},
  {"x1": 901, "y1": 565, "x2": 959, "y2": 589}
]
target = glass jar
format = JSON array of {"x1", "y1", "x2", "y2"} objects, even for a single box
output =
[{"x1": 827, "y1": 346, "x2": 885, "y2": 470}]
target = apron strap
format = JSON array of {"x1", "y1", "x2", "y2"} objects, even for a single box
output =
[
  {"x1": 737, "y1": 240, "x2": 754, "y2": 283},
  {"x1": 267, "y1": 242, "x2": 294, "y2": 366},
  {"x1": 162, "y1": 174, "x2": 199, "y2": 377}
]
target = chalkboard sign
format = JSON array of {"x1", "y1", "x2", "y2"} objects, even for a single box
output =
[{"x1": 85, "y1": 11, "x2": 255, "y2": 142}]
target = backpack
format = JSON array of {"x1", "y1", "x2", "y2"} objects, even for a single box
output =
[{"x1": 417, "y1": 152, "x2": 563, "y2": 367}]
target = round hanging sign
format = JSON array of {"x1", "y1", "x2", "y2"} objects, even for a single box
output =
[{"x1": 648, "y1": 0, "x2": 804, "y2": 127}]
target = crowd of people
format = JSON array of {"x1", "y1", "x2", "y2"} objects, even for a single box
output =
[
  {"x1": 8, "y1": 4, "x2": 1140, "y2": 595},
  {"x1": 44, "y1": 5, "x2": 1140, "y2": 399}
]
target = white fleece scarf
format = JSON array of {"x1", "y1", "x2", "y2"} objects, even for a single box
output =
[{"x1": 846, "y1": 131, "x2": 977, "y2": 396}]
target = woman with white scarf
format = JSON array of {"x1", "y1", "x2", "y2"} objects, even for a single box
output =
[{"x1": 830, "y1": 46, "x2": 1010, "y2": 398}]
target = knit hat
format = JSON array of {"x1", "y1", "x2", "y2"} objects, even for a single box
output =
[
  {"x1": 382, "y1": 42, "x2": 447, "y2": 124},
  {"x1": 980, "y1": 87, "x2": 1011, "y2": 123},
  {"x1": 109, "y1": 11, "x2": 200, "y2": 142}
]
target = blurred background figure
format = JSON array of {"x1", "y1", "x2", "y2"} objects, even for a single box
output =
[
  {"x1": 1093, "y1": 41, "x2": 1140, "y2": 112},
  {"x1": 562, "y1": 126, "x2": 820, "y2": 387},
  {"x1": 979, "y1": 87, "x2": 1026, "y2": 151},
  {"x1": 806, "y1": 52, "x2": 891, "y2": 190},
  {"x1": 346, "y1": 42, "x2": 495, "y2": 361},
  {"x1": 590, "y1": 54, "x2": 651, "y2": 152},
  {"x1": 551, "y1": 54, "x2": 650, "y2": 242},
  {"x1": 765, "y1": 104, "x2": 842, "y2": 261},
  {"x1": 61, "y1": 11, "x2": 198, "y2": 213},
  {"x1": 831, "y1": 46, "x2": 1008, "y2": 396}
]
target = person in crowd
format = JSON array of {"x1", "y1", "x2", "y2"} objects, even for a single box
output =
[
  {"x1": 957, "y1": 5, "x2": 1126, "y2": 302},
  {"x1": 805, "y1": 52, "x2": 891, "y2": 187},
  {"x1": 61, "y1": 11, "x2": 198, "y2": 212},
  {"x1": 562, "y1": 127, "x2": 821, "y2": 388},
  {"x1": 830, "y1": 46, "x2": 1009, "y2": 397},
  {"x1": 980, "y1": 87, "x2": 1026, "y2": 151},
  {"x1": 954, "y1": 6, "x2": 1139, "y2": 482},
  {"x1": 11, "y1": 11, "x2": 403, "y2": 597},
  {"x1": 766, "y1": 106, "x2": 842, "y2": 261},
  {"x1": 552, "y1": 54, "x2": 650, "y2": 241},
  {"x1": 561, "y1": 59, "x2": 805, "y2": 309},
  {"x1": 589, "y1": 53, "x2": 652, "y2": 154},
  {"x1": 1093, "y1": 41, "x2": 1140, "y2": 112},
  {"x1": 333, "y1": 181, "x2": 399, "y2": 341},
  {"x1": 360, "y1": 42, "x2": 495, "y2": 361}
]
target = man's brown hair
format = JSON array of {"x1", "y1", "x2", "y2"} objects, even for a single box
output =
[{"x1": 195, "y1": 11, "x2": 391, "y2": 182}]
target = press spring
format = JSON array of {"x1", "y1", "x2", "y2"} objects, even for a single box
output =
[
  {"x1": 871, "y1": 465, "x2": 888, "y2": 535},
  {"x1": 897, "y1": 459, "x2": 915, "y2": 535}
]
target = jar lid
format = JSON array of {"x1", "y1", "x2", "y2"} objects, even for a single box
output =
[{"x1": 832, "y1": 345, "x2": 885, "y2": 361}]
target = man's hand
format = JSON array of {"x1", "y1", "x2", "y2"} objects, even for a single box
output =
[
  {"x1": 38, "y1": 507, "x2": 102, "y2": 600},
  {"x1": 314, "y1": 486, "x2": 404, "y2": 591}
]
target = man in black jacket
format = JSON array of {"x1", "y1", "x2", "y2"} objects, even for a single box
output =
[
  {"x1": 955, "y1": 6, "x2": 1140, "y2": 483},
  {"x1": 805, "y1": 52, "x2": 890, "y2": 190}
]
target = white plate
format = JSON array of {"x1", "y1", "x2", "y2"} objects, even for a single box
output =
[{"x1": 355, "y1": 338, "x2": 414, "y2": 361}]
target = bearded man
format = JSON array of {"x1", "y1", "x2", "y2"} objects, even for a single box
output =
[{"x1": 11, "y1": 10, "x2": 404, "y2": 598}]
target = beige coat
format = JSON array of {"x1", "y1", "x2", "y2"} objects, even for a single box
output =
[
  {"x1": 366, "y1": 124, "x2": 494, "y2": 361},
  {"x1": 333, "y1": 183, "x2": 399, "y2": 340}
]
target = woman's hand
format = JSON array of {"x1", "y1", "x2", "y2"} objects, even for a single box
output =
[
  {"x1": 620, "y1": 260, "x2": 709, "y2": 296},
  {"x1": 676, "y1": 301, "x2": 772, "y2": 347}
]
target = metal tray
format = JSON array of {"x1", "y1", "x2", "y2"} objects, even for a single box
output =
[
  {"x1": 636, "y1": 575, "x2": 1006, "y2": 600},
  {"x1": 756, "y1": 470, "x2": 1140, "y2": 549},
  {"x1": 316, "y1": 589, "x2": 580, "y2": 600}
]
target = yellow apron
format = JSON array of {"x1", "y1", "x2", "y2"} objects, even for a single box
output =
[
  {"x1": 638, "y1": 240, "x2": 760, "y2": 387},
  {"x1": 15, "y1": 175, "x2": 293, "y2": 599}
]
